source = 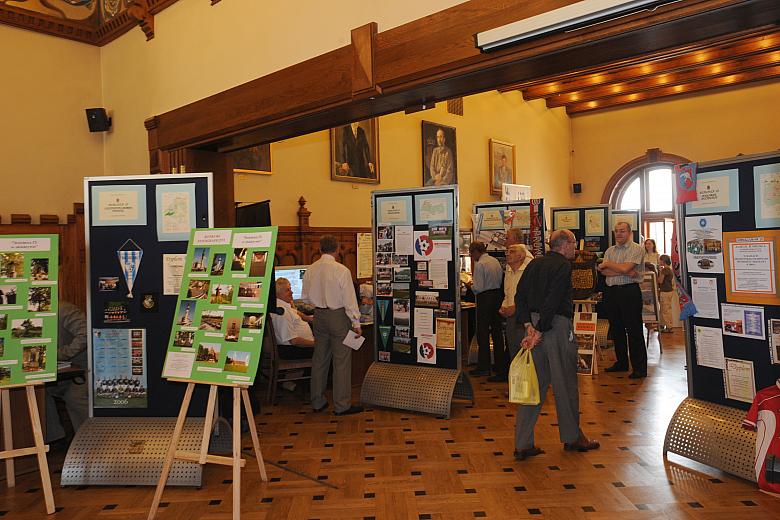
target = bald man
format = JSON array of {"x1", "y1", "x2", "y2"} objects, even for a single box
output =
[{"x1": 514, "y1": 229, "x2": 599, "y2": 460}]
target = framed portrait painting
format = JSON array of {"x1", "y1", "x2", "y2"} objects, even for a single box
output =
[
  {"x1": 231, "y1": 144, "x2": 272, "y2": 175},
  {"x1": 330, "y1": 118, "x2": 379, "y2": 184},
  {"x1": 489, "y1": 139, "x2": 515, "y2": 195},
  {"x1": 422, "y1": 121, "x2": 457, "y2": 186}
]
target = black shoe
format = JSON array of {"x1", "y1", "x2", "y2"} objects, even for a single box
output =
[
  {"x1": 604, "y1": 364, "x2": 628, "y2": 373},
  {"x1": 469, "y1": 369, "x2": 490, "y2": 377},
  {"x1": 487, "y1": 374, "x2": 507, "y2": 382},
  {"x1": 628, "y1": 372, "x2": 647, "y2": 379},
  {"x1": 514, "y1": 447, "x2": 545, "y2": 460},
  {"x1": 334, "y1": 405, "x2": 364, "y2": 416},
  {"x1": 312, "y1": 403, "x2": 328, "y2": 412}
]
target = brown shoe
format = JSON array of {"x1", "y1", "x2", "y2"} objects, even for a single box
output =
[
  {"x1": 564, "y1": 437, "x2": 600, "y2": 452},
  {"x1": 514, "y1": 447, "x2": 545, "y2": 460}
]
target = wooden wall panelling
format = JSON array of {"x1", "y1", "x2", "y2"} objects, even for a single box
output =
[{"x1": 182, "y1": 148, "x2": 233, "y2": 227}]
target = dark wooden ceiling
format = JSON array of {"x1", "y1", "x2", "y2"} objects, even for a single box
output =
[{"x1": 499, "y1": 29, "x2": 780, "y2": 114}]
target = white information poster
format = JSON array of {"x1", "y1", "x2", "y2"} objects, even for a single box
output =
[
  {"x1": 690, "y1": 277, "x2": 719, "y2": 319},
  {"x1": 685, "y1": 215, "x2": 724, "y2": 273},
  {"x1": 728, "y1": 239, "x2": 775, "y2": 294},
  {"x1": 413, "y1": 307, "x2": 434, "y2": 337},
  {"x1": 428, "y1": 260, "x2": 449, "y2": 289},
  {"x1": 356, "y1": 232, "x2": 373, "y2": 279},
  {"x1": 723, "y1": 358, "x2": 756, "y2": 404},
  {"x1": 394, "y1": 226, "x2": 414, "y2": 256},
  {"x1": 769, "y1": 319, "x2": 780, "y2": 365},
  {"x1": 721, "y1": 303, "x2": 765, "y2": 340},
  {"x1": 694, "y1": 326, "x2": 725, "y2": 369},
  {"x1": 162, "y1": 254, "x2": 186, "y2": 296}
]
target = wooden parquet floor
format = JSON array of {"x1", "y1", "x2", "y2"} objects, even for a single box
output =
[{"x1": 1, "y1": 330, "x2": 778, "y2": 519}]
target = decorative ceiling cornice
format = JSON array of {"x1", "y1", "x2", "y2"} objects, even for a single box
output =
[{"x1": 0, "y1": 0, "x2": 211, "y2": 46}]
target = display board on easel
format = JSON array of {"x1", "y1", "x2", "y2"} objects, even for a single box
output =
[
  {"x1": 361, "y1": 186, "x2": 471, "y2": 417},
  {"x1": 550, "y1": 205, "x2": 610, "y2": 253},
  {"x1": 472, "y1": 199, "x2": 546, "y2": 259},
  {"x1": 678, "y1": 153, "x2": 780, "y2": 408},
  {"x1": 84, "y1": 174, "x2": 213, "y2": 417},
  {"x1": 0, "y1": 234, "x2": 59, "y2": 514},
  {"x1": 161, "y1": 227, "x2": 278, "y2": 385},
  {"x1": 150, "y1": 226, "x2": 277, "y2": 519}
]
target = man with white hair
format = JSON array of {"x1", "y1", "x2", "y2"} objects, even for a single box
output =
[
  {"x1": 497, "y1": 243, "x2": 533, "y2": 380},
  {"x1": 271, "y1": 277, "x2": 314, "y2": 357}
]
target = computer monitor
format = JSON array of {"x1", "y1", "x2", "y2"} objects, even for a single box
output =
[{"x1": 275, "y1": 265, "x2": 308, "y2": 300}]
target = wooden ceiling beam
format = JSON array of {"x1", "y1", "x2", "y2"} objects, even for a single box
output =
[
  {"x1": 565, "y1": 64, "x2": 780, "y2": 114},
  {"x1": 545, "y1": 49, "x2": 780, "y2": 107},
  {"x1": 520, "y1": 30, "x2": 780, "y2": 100}
]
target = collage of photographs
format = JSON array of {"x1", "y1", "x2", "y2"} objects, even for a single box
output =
[
  {"x1": 373, "y1": 192, "x2": 459, "y2": 367},
  {"x1": 0, "y1": 236, "x2": 59, "y2": 387},
  {"x1": 162, "y1": 229, "x2": 277, "y2": 385}
]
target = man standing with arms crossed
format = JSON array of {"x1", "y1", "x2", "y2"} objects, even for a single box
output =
[
  {"x1": 514, "y1": 229, "x2": 599, "y2": 460},
  {"x1": 598, "y1": 222, "x2": 647, "y2": 379},
  {"x1": 302, "y1": 235, "x2": 363, "y2": 415}
]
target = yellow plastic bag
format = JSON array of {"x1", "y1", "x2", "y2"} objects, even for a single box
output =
[{"x1": 509, "y1": 348, "x2": 540, "y2": 405}]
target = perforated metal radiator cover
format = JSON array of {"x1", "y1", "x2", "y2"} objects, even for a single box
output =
[
  {"x1": 360, "y1": 362, "x2": 467, "y2": 418},
  {"x1": 60, "y1": 417, "x2": 208, "y2": 487},
  {"x1": 664, "y1": 397, "x2": 756, "y2": 482}
]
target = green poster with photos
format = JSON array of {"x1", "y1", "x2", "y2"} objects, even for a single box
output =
[
  {"x1": 0, "y1": 234, "x2": 58, "y2": 387},
  {"x1": 162, "y1": 227, "x2": 277, "y2": 386}
]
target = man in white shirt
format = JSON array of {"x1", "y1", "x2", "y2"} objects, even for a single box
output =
[
  {"x1": 500, "y1": 244, "x2": 533, "y2": 374},
  {"x1": 467, "y1": 241, "x2": 505, "y2": 379},
  {"x1": 271, "y1": 278, "x2": 314, "y2": 358},
  {"x1": 302, "y1": 235, "x2": 363, "y2": 415}
]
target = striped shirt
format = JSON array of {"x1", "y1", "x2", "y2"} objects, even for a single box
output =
[{"x1": 603, "y1": 240, "x2": 644, "y2": 286}]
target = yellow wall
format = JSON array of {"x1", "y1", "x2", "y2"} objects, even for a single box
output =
[
  {"x1": 0, "y1": 24, "x2": 102, "y2": 223},
  {"x1": 234, "y1": 90, "x2": 572, "y2": 227},
  {"x1": 570, "y1": 81, "x2": 780, "y2": 205},
  {"x1": 100, "y1": 0, "x2": 466, "y2": 176}
]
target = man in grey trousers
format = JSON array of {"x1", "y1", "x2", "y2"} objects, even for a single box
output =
[
  {"x1": 513, "y1": 229, "x2": 600, "y2": 460},
  {"x1": 302, "y1": 235, "x2": 363, "y2": 416}
]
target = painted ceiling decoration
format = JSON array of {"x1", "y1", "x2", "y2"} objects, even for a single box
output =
[{"x1": 0, "y1": 0, "x2": 200, "y2": 45}]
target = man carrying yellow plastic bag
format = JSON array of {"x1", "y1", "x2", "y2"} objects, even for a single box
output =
[{"x1": 510, "y1": 229, "x2": 600, "y2": 461}]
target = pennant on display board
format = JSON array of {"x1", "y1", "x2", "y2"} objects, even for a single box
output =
[
  {"x1": 674, "y1": 163, "x2": 698, "y2": 204},
  {"x1": 500, "y1": 209, "x2": 517, "y2": 230},
  {"x1": 379, "y1": 326, "x2": 392, "y2": 350},
  {"x1": 377, "y1": 299, "x2": 390, "y2": 323},
  {"x1": 117, "y1": 239, "x2": 143, "y2": 299},
  {"x1": 670, "y1": 225, "x2": 697, "y2": 320},
  {"x1": 471, "y1": 213, "x2": 483, "y2": 234}
]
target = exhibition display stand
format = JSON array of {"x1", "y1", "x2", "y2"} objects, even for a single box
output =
[
  {"x1": 664, "y1": 152, "x2": 780, "y2": 481},
  {"x1": 62, "y1": 174, "x2": 214, "y2": 487},
  {"x1": 361, "y1": 186, "x2": 472, "y2": 417}
]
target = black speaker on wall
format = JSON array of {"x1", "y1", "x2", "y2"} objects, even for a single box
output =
[
  {"x1": 85, "y1": 108, "x2": 112, "y2": 132},
  {"x1": 573, "y1": 183, "x2": 582, "y2": 193}
]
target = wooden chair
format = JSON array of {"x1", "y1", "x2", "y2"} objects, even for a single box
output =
[{"x1": 261, "y1": 318, "x2": 313, "y2": 404}]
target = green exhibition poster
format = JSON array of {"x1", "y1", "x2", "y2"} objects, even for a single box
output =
[
  {"x1": 162, "y1": 227, "x2": 277, "y2": 386},
  {"x1": 0, "y1": 234, "x2": 59, "y2": 387}
]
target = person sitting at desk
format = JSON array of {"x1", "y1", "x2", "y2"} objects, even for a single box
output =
[
  {"x1": 271, "y1": 278, "x2": 315, "y2": 359},
  {"x1": 46, "y1": 301, "x2": 88, "y2": 444}
]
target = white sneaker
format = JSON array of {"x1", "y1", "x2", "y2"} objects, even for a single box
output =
[{"x1": 281, "y1": 381, "x2": 296, "y2": 392}]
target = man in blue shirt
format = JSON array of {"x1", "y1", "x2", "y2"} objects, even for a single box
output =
[{"x1": 467, "y1": 241, "x2": 504, "y2": 378}]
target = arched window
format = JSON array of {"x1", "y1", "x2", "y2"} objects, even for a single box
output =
[{"x1": 602, "y1": 149, "x2": 690, "y2": 255}]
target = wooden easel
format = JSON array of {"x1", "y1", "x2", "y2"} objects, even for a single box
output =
[
  {"x1": 147, "y1": 382, "x2": 267, "y2": 520},
  {"x1": 0, "y1": 383, "x2": 55, "y2": 515}
]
